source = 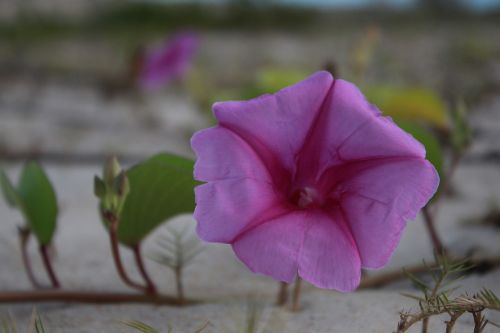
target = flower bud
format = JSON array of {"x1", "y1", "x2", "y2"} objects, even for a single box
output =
[
  {"x1": 103, "y1": 156, "x2": 121, "y2": 187},
  {"x1": 113, "y1": 171, "x2": 130, "y2": 199}
]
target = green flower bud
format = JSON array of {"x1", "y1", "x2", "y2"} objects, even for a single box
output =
[
  {"x1": 103, "y1": 156, "x2": 121, "y2": 186},
  {"x1": 114, "y1": 171, "x2": 130, "y2": 198}
]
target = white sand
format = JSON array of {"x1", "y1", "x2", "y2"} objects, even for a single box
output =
[{"x1": 0, "y1": 53, "x2": 500, "y2": 332}]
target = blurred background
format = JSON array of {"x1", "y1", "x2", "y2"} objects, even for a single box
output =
[
  {"x1": 1, "y1": 0, "x2": 500, "y2": 331},
  {"x1": 0, "y1": 0, "x2": 499, "y2": 161}
]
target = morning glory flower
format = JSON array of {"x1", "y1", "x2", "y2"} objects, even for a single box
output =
[
  {"x1": 191, "y1": 71, "x2": 439, "y2": 291},
  {"x1": 139, "y1": 32, "x2": 199, "y2": 90}
]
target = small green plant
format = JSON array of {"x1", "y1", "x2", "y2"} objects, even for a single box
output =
[
  {"x1": 397, "y1": 254, "x2": 500, "y2": 332},
  {"x1": 123, "y1": 320, "x2": 163, "y2": 333},
  {"x1": 150, "y1": 224, "x2": 204, "y2": 303},
  {"x1": 123, "y1": 320, "x2": 208, "y2": 333},
  {"x1": 94, "y1": 153, "x2": 198, "y2": 295},
  {"x1": 123, "y1": 304, "x2": 265, "y2": 333},
  {"x1": 0, "y1": 162, "x2": 59, "y2": 288},
  {"x1": 1, "y1": 311, "x2": 48, "y2": 333}
]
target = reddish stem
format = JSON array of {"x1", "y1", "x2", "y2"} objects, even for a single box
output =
[
  {"x1": 131, "y1": 244, "x2": 157, "y2": 295},
  {"x1": 108, "y1": 215, "x2": 147, "y2": 292},
  {"x1": 0, "y1": 290, "x2": 196, "y2": 305},
  {"x1": 39, "y1": 244, "x2": 60, "y2": 289},
  {"x1": 276, "y1": 282, "x2": 288, "y2": 306},
  {"x1": 291, "y1": 278, "x2": 302, "y2": 312},
  {"x1": 422, "y1": 206, "x2": 447, "y2": 256},
  {"x1": 18, "y1": 228, "x2": 43, "y2": 289}
]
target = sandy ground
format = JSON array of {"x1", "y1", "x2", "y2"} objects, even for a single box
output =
[{"x1": 1, "y1": 27, "x2": 500, "y2": 332}]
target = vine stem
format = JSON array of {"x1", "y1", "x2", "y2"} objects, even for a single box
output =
[
  {"x1": 107, "y1": 214, "x2": 147, "y2": 292},
  {"x1": 0, "y1": 290, "x2": 197, "y2": 305},
  {"x1": 18, "y1": 228, "x2": 43, "y2": 289},
  {"x1": 131, "y1": 244, "x2": 157, "y2": 295},
  {"x1": 422, "y1": 206, "x2": 447, "y2": 256},
  {"x1": 39, "y1": 245, "x2": 60, "y2": 289},
  {"x1": 291, "y1": 278, "x2": 302, "y2": 312},
  {"x1": 445, "y1": 312, "x2": 463, "y2": 333},
  {"x1": 421, "y1": 263, "x2": 447, "y2": 333},
  {"x1": 276, "y1": 282, "x2": 288, "y2": 306},
  {"x1": 472, "y1": 311, "x2": 487, "y2": 333},
  {"x1": 420, "y1": 150, "x2": 464, "y2": 257},
  {"x1": 421, "y1": 317, "x2": 429, "y2": 333}
]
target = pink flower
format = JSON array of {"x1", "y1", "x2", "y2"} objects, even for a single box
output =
[
  {"x1": 139, "y1": 32, "x2": 199, "y2": 89},
  {"x1": 191, "y1": 71, "x2": 439, "y2": 291}
]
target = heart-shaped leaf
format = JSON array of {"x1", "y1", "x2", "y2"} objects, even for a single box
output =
[
  {"x1": 365, "y1": 85, "x2": 449, "y2": 129},
  {"x1": 117, "y1": 153, "x2": 197, "y2": 246},
  {"x1": 17, "y1": 162, "x2": 58, "y2": 245}
]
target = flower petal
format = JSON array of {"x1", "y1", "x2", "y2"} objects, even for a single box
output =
[
  {"x1": 191, "y1": 126, "x2": 271, "y2": 182},
  {"x1": 232, "y1": 211, "x2": 308, "y2": 283},
  {"x1": 298, "y1": 210, "x2": 361, "y2": 291},
  {"x1": 332, "y1": 80, "x2": 425, "y2": 160},
  {"x1": 337, "y1": 158, "x2": 439, "y2": 268},
  {"x1": 195, "y1": 178, "x2": 284, "y2": 243},
  {"x1": 213, "y1": 71, "x2": 333, "y2": 178},
  {"x1": 297, "y1": 79, "x2": 426, "y2": 178}
]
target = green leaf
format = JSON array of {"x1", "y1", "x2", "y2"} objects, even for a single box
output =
[
  {"x1": 0, "y1": 170, "x2": 20, "y2": 208},
  {"x1": 365, "y1": 85, "x2": 449, "y2": 129},
  {"x1": 94, "y1": 176, "x2": 106, "y2": 198},
  {"x1": 396, "y1": 121, "x2": 444, "y2": 185},
  {"x1": 17, "y1": 162, "x2": 58, "y2": 245},
  {"x1": 117, "y1": 153, "x2": 198, "y2": 246}
]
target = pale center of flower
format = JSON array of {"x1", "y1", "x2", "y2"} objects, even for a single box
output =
[{"x1": 289, "y1": 186, "x2": 323, "y2": 209}]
